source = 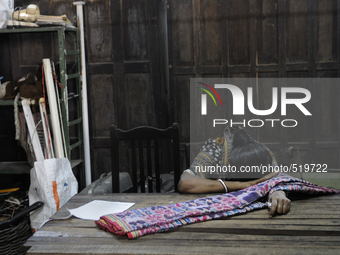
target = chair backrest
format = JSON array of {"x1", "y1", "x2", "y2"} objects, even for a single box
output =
[{"x1": 111, "y1": 123, "x2": 180, "y2": 193}]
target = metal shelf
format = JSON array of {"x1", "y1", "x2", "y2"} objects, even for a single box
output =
[
  {"x1": 0, "y1": 26, "x2": 77, "y2": 34},
  {"x1": 0, "y1": 99, "x2": 17, "y2": 106},
  {"x1": 0, "y1": 26, "x2": 85, "y2": 189},
  {"x1": 0, "y1": 160, "x2": 84, "y2": 175},
  {"x1": 0, "y1": 162, "x2": 31, "y2": 174}
]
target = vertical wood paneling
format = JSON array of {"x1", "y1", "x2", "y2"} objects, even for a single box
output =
[
  {"x1": 306, "y1": 0, "x2": 317, "y2": 165},
  {"x1": 278, "y1": 0, "x2": 287, "y2": 77},
  {"x1": 122, "y1": 0, "x2": 148, "y2": 61},
  {"x1": 316, "y1": 0, "x2": 338, "y2": 62},
  {"x1": 338, "y1": 0, "x2": 340, "y2": 77},
  {"x1": 171, "y1": 1, "x2": 194, "y2": 67},
  {"x1": 7, "y1": 0, "x2": 51, "y2": 80},
  {"x1": 257, "y1": 79, "x2": 281, "y2": 143},
  {"x1": 9, "y1": 29, "x2": 52, "y2": 79},
  {"x1": 231, "y1": 79, "x2": 256, "y2": 138},
  {"x1": 49, "y1": 1, "x2": 76, "y2": 61},
  {"x1": 86, "y1": 0, "x2": 113, "y2": 63},
  {"x1": 168, "y1": 0, "x2": 340, "y2": 173},
  {"x1": 257, "y1": 0, "x2": 278, "y2": 65},
  {"x1": 90, "y1": 0, "x2": 163, "y2": 180},
  {"x1": 285, "y1": 80, "x2": 313, "y2": 143},
  {"x1": 89, "y1": 75, "x2": 115, "y2": 137},
  {"x1": 221, "y1": 1, "x2": 230, "y2": 76},
  {"x1": 93, "y1": 148, "x2": 111, "y2": 178},
  {"x1": 200, "y1": 0, "x2": 222, "y2": 67},
  {"x1": 315, "y1": 80, "x2": 339, "y2": 143},
  {"x1": 111, "y1": 0, "x2": 123, "y2": 63},
  {"x1": 249, "y1": 0, "x2": 257, "y2": 80},
  {"x1": 173, "y1": 75, "x2": 192, "y2": 141},
  {"x1": 286, "y1": 0, "x2": 308, "y2": 63},
  {"x1": 227, "y1": 0, "x2": 250, "y2": 65},
  {"x1": 124, "y1": 73, "x2": 155, "y2": 128},
  {"x1": 50, "y1": 0, "x2": 76, "y2": 23}
]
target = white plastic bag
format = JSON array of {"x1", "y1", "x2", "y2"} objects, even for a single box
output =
[
  {"x1": 28, "y1": 158, "x2": 78, "y2": 231},
  {"x1": 0, "y1": 0, "x2": 14, "y2": 29}
]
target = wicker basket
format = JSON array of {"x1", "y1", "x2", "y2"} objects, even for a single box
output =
[
  {"x1": 0, "y1": 201, "x2": 43, "y2": 255},
  {"x1": 0, "y1": 217, "x2": 32, "y2": 255}
]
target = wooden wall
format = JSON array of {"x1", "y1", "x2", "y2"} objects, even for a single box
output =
[
  {"x1": 1, "y1": 0, "x2": 339, "y2": 185},
  {"x1": 167, "y1": 0, "x2": 340, "y2": 177}
]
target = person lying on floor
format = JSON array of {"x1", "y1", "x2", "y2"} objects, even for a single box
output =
[{"x1": 178, "y1": 127, "x2": 290, "y2": 218}]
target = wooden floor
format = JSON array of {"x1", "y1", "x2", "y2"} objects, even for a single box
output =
[{"x1": 24, "y1": 193, "x2": 340, "y2": 255}]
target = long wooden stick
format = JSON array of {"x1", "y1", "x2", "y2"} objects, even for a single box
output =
[
  {"x1": 74, "y1": 1, "x2": 92, "y2": 185},
  {"x1": 22, "y1": 99, "x2": 44, "y2": 161},
  {"x1": 51, "y1": 62, "x2": 67, "y2": 157},
  {"x1": 39, "y1": 97, "x2": 54, "y2": 159},
  {"x1": 43, "y1": 58, "x2": 65, "y2": 158}
]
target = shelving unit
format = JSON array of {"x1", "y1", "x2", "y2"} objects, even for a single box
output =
[{"x1": 0, "y1": 26, "x2": 85, "y2": 189}]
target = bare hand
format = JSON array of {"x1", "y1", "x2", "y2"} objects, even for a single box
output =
[{"x1": 268, "y1": 190, "x2": 291, "y2": 218}]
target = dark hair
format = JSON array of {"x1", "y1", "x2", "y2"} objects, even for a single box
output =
[{"x1": 229, "y1": 129, "x2": 272, "y2": 171}]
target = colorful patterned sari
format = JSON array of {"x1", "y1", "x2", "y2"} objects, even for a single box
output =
[{"x1": 95, "y1": 174, "x2": 340, "y2": 238}]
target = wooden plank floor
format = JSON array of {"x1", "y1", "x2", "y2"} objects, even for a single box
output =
[{"x1": 24, "y1": 193, "x2": 340, "y2": 255}]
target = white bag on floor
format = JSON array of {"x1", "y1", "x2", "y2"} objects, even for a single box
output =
[
  {"x1": 28, "y1": 158, "x2": 78, "y2": 231},
  {"x1": 0, "y1": 0, "x2": 14, "y2": 29}
]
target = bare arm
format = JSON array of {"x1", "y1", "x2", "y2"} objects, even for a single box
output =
[
  {"x1": 178, "y1": 172, "x2": 227, "y2": 193},
  {"x1": 178, "y1": 171, "x2": 278, "y2": 194},
  {"x1": 178, "y1": 171, "x2": 291, "y2": 218}
]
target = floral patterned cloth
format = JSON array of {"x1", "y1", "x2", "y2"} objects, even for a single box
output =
[{"x1": 95, "y1": 174, "x2": 340, "y2": 238}]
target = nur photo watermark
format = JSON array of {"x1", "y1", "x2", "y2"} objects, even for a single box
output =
[{"x1": 190, "y1": 78, "x2": 340, "y2": 180}]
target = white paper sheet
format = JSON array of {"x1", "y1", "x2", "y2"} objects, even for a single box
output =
[{"x1": 68, "y1": 200, "x2": 135, "y2": 220}]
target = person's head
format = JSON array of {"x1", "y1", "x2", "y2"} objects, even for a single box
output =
[{"x1": 229, "y1": 129, "x2": 272, "y2": 175}]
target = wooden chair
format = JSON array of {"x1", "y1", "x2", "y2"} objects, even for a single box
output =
[{"x1": 111, "y1": 123, "x2": 180, "y2": 193}]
